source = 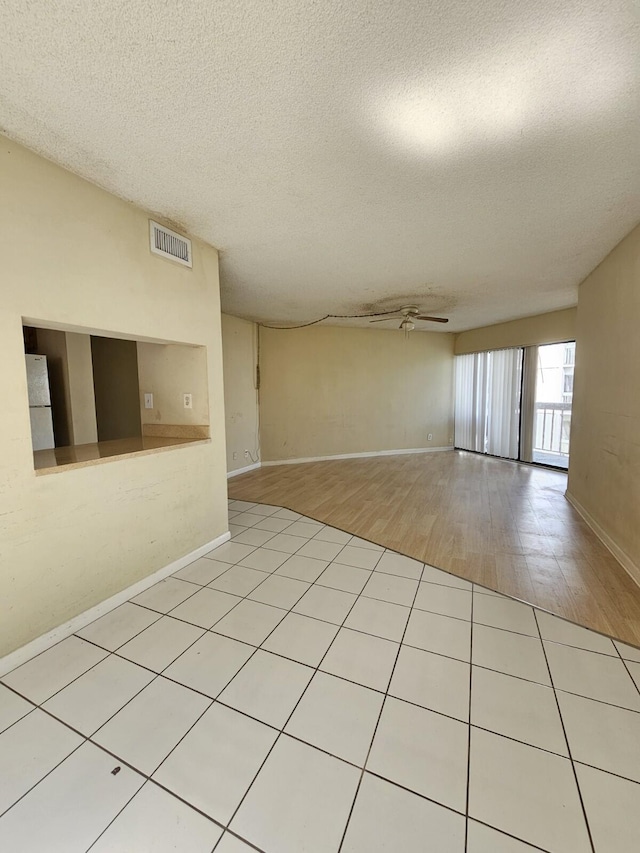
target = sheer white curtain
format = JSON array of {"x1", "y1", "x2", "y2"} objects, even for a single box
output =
[{"x1": 454, "y1": 348, "x2": 522, "y2": 460}]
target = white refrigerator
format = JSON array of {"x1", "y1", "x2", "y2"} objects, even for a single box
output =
[{"x1": 26, "y1": 354, "x2": 55, "y2": 450}]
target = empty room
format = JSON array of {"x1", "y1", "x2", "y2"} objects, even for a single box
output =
[{"x1": 1, "y1": 2, "x2": 639, "y2": 852}]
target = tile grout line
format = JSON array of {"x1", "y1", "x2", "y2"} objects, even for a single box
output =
[
  {"x1": 88, "y1": 767, "x2": 227, "y2": 852},
  {"x1": 79, "y1": 572, "x2": 311, "y2": 853},
  {"x1": 2, "y1": 501, "x2": 638, "y2": 850},
  {"x1": 132, "y1": 570, "x2": 327, "y2": 817},
  {"x1": 214, "y1": 547, "x2": 384, "y2": 841},
  {"x1": 134, "y1": 526, "x2": 380, "y2": 834},
  {"x1": 0, "y1": 734, "x2": 87, "y2": 823},
  {"x1": 3, "y1": 688, "x2": 263, "y2": 853},
  {"x1": 0, "y1": 550, "x2": 239, "y2": 700},
  {"x1": 227, "y1": 504, "x2": 640, "y2": 844},
  {"x1": 76, "y1": 540, "x2": 319, "y2": 842},
  {"x1": 83, "y1": 780, "x2": 163, "y2": 853},
  {"x1": 214, "y1": 691, "x2": 640, "y2": 773},
  {"x1": 131, "y1": 569, "x2": 640, "y2": 713},
  {"x1": 209, "y1": 552, "x2": 640, "y2": 715},
  {"x1": 614, "y1": 644, "x2": 640, "y2": 701},
  {"x1": 3, "y1": 546, "x2": 639, "y2": 795},
  {"x1": 0, "y1": 549, "x2": 306, "y2": 844},
  {"x1": 2, "y1": 697, "x2": 226, "y2": 849},
  {"x1": 463, "y1": 584, "x2": 475, "y2": 852},
  {"x1": 210, "y1": 827, "x2": 269, "y2": 853},
  {"x1": 7, "y1": 624, "x2": 640, "y2": 809},
  {"x1": 78, "y1": 623, "x2": 567, "y2": 853},
  {"x1": 335, "y1": 561, "x2": 427, "y2": 853},
  {"x1": 70, "y1": 549, "x2": 402, "y2": 720},
  {"x1": 84, "y1": 558, "x2": 635, "y2": 671},
  {"x1": 228, "y1": 514, "x2": 640, "y2": 657},
  {"x1": 533, "y1": 608, "x2": 597, "y2": 853},
  {"x1": 79, "y1": 540, "x2": 316, "y2": 731},
  {"x1": 4, "y1": 541, "x2": 639, "y2": 793},
  {"x1": 0, "y1": 636, "x2": 223, "y2": 840},
  {"x1": 232, "y1": 496, "x2": 640, "y2": 653}
]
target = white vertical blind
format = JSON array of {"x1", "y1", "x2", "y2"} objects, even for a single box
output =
[
  {"x1": 455, "y1": 353, "x2": 481, "y2": 452},
  {"x1": 519, "y1": 346, "x2": 537, "y2": 463},
  {"x1": 454, "y1": 348, "x2": 523, "y2": 460},
  {"x1": 485, "y1": 348, "x2": 523, "y2": 458}
]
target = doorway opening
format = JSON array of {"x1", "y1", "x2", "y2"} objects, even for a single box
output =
[
  {"x1": 529, "y1": 342, "x2": 574, "y2": 470},
  {"x1": 454, "y1": 341, "x2": 575, "y2": 471}
]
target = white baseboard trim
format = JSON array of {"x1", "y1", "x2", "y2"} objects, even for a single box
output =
[
  {"x1": 0, "y1": 530, "x2": 231, "y2": 678},
  {"x1": 227, "y1": 461, "x2": 262, "y2": 478},
  {"x1": 262, "y1": 446, "x2": 454, "y2": 466},
  {"x1": 565, "y1": 490, "x2": 640, "y2": 588}
]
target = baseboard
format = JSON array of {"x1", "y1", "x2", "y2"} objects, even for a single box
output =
[
  {"x1": 565, "y1": 490, "x2": 640, "y2": 588},
  {"x1": 262, "y1": 446, "x2": 454, "y2": 466},
  {"x1": 0, "y1": 530, "x2": 231, "y2": 678},
  {"x1": 227, "y1": 461, "x2": 262, "y2": 478}
]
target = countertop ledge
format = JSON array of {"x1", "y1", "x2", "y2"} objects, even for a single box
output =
[{"x1": 34, "y1": 436, "x2": 210, "y2": 475}]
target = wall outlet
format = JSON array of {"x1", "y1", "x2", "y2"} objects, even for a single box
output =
[
  {"x1": 183, "y1": 393, "x2": 193, "y2": 409},
  {"x1": 232, "y1": 451, "x2": 238, "y2": 460},
  {"x1": 144, "y1": 392, "x2": 153, "y2": 409},
  {"x1": 244, "y1": 450, "x2": 250, "y2": 459},
  {"x1": 428, "y1": 433, "x2": 433, "y2": 441}
]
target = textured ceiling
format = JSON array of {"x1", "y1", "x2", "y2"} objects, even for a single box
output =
[{"x1": 1, "y1": 1, "x2": 639, "y2": 332}]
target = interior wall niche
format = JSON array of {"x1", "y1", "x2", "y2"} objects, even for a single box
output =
[{"x1": 23, "y1": 321, "x2": 210, "y2": 468}]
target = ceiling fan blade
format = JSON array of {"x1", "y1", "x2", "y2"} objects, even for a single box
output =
[
  {"x1": 369, "y1": 316, "x2": 402, "y2": 323},
  {"x1": 415, "y1": 315, "x2": 449, "y2": 323}
]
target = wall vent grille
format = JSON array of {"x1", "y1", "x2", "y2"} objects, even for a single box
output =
[{"x1": 149, "y1": 220, "x2": 192, "y2": 268}]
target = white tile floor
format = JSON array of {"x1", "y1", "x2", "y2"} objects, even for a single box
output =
[{"x1": 1, "y1": 499, "x2": 640, "y2": 852}]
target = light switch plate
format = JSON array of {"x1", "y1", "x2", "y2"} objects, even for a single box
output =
[{"x1": 144, "y1": 393, "x2": 153, "y2": 409}]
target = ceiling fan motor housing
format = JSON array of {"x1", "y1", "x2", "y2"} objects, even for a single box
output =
[{"x1": 369, "y1": 305, "x2": 448, "y2": 328}]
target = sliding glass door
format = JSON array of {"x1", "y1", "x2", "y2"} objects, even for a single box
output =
[
  {"x1": 529, "y1": 342, "x2": 574, "y2": 469},
  {"x1": 454, "y1": 348, "x2": 523, "y2": 460},
  {"x1": 455, "y1": 342, "x2": 574, "y2": 469}
]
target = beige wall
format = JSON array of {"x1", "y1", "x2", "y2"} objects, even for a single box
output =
[
  {"x1": 91, "y1": 336, "x2": 142, "y2": 441},
  {"x1": 568, "y1": 223, "x2": 640, "y2": 578},
  {"x1": 221, "y1": 314, "x2": 260, "y2": 472},
  {"x1": 137, "y1": 342, "x2": 209, "y2": 427},
  {"x1": 65, "y1": 332, "x2": 98, "y2": 444},
  {"x1": 260, "y1": 325, "x2": 454, "y2": 461},
  {"x1": 0, "y1": 138, "x2": 227, "y2": 657},
  {"x1": 455, "y1": 308, "x2": 577, "y2": 354}
]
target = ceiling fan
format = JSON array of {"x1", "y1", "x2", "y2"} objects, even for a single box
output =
[{"x1": 369, "y1": 305, "x2": 449, "y2": 332}]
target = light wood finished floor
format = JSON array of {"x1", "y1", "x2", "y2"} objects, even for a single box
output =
[{"x1": 229, "y1": 450, "x2": 640, "y2": 647}]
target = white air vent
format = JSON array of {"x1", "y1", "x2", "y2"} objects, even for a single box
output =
[{"x1": 149, "y1": 220, "x2": 192, "y2": 268}]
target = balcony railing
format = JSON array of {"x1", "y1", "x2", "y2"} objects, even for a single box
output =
[{"x1": 533, "y1": 401, "x2": 571, "y2": 459}]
